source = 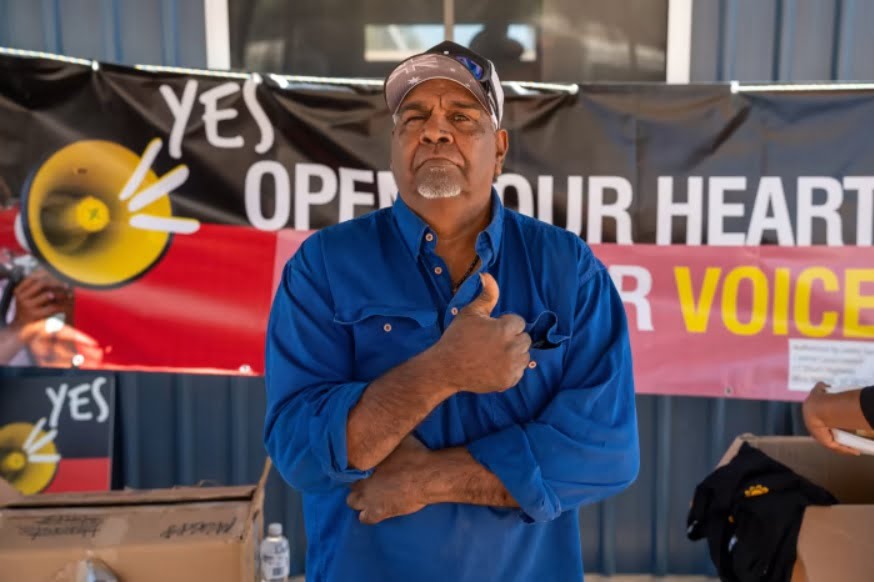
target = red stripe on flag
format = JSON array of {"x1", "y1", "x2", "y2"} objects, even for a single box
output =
[{"x1": 43, "y1": 457, "x2": 111, "y2": 493}]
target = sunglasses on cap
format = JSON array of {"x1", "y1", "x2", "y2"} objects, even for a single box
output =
[
  {"x1": 426, "y1": 41, "x2": 501, "y2": 123},
  {"x1": 452, "y1": 55, "x2": 488, "y2": 81}
]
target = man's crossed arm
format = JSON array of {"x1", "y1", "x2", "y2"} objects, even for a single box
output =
[
  {"x1": 342, "y1": 273, "x2": 526, "y2": 523},
  {"x1": 342, "y1": 269, "x2": 639, "y2": 524},
  {"x1": 347, "y1": 435, "x2": 517, "y2": 524}
]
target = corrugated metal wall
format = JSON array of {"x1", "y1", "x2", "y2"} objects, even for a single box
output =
[
  {"x1": 0, "y1": 0, "x2": 206, "y2": 67},
  {"x1": 0, "y1": 0, "x2": 862, "y2": 576},
  {"x1": 691, "y1": 0, "x2": 874, "y2": 82}
]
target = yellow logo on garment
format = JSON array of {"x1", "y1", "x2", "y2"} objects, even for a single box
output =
[{"x1": 744, "y1": 484, "x2": 769, "y2": 498}]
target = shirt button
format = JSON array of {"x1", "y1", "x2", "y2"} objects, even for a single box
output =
[
  {"x1": 434, "y1": 266, "x2": 443, "y2": 275},
  {"x1": 528, "y1": 361, "x2": 537, "y2": 369},
  {"x1": 450, "y1": 307, "x2": 459, "y2": 316},
  {"x1": 383, "y1": 323, "x2": 392, "y2": 332},
  {"x1": 425, "y1": 233, "x2": 434, "y2": 242}
]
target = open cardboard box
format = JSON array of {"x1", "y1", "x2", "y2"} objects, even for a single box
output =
[
  {"x1": 719, "y1": 435, "x2": 874, "y2": 582},
  {"x1": 0, "y1": 460, "x2": 271, "y2": 582}
]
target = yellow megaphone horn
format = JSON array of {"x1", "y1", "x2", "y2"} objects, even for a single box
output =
[
  {"x1": 19, "y1": 139, "x2": 199, "y2": 288},
  {"x1": 0, "y1": 419, "x2": 60, "y2": 495}
]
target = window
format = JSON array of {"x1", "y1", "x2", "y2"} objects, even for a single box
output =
[
  {"x1": 364, "y1": 23, "x2": 536, "y2": 64},
  {"x1": 229, "y1": 0, "x2": 442, "y2": 77},
  {"x1": 455, "y1": 0, "x2": 667, "y2": 82},
  {"x1": 229, "y1": 0, "x2": 668, "y2": 82}
]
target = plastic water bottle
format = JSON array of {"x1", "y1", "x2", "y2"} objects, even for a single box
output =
[
  {"x1": 260, "y1": 523, "x2": 290, "y2": 582},
  {"x1": 76, "y1": 558, "x2": 118, "y2": 582}
]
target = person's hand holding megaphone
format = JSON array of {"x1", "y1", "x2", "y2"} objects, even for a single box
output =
[
  {"x1": 4, "y1": 268, "x2": 104, "y2": 368},
  {"x1": 433, "y1": 273, "x2": 532, "y2": 393},
  {"x1": 11, "y1": 269, "x2": 72, "y2": 327}
]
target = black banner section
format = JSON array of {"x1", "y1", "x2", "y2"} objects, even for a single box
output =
[{"x1": 1, "y1": 54, "x2": 873, "y2": 246}]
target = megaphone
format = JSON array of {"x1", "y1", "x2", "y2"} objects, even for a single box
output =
[
  {"x1": 19, "y1": 139, "x2": 199, "y2": 288},
  {"x1": 0, "y1": 421, "x2": 60, "y2": 495}
]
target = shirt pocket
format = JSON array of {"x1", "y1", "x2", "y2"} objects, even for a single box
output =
[
  {"x1": 333, "y1": 306, "x2": 441, "y2": 379},
  {"x1": 482, "y1": 310, "x2": 570, "y2": 428}
]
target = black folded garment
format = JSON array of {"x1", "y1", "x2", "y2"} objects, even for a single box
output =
[{"x1": 687, "y1": 443, "x2": 837, "y2": 582}]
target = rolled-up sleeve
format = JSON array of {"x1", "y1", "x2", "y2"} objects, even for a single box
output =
[
  {"x1": 467, "y1": 254, "x2": 640, "y2": 523},
  {"x1": 264, "y1": 235, "x2": 372, "y2": 492}
]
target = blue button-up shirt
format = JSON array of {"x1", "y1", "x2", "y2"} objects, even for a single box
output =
[{"x1": 265, "y1": 191, "x2": 639, "y2": 582}]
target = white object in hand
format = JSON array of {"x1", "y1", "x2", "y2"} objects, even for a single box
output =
[{"x1": 826, "y1": 385, "x2": 874, "y2": 455}]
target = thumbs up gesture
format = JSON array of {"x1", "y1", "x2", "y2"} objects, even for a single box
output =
[{"x1": 435, "y1": 273, "x2": 532, "y2": 393}]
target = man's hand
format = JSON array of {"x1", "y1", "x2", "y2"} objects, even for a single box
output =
[
  {"x1": 432, "y1": 273, "x2": 531, "y2": 393},
  {"x1": 346, "y1": 435, "x2": 430, "y2": 524},
  {"x1": 802, "y1": 382, "x2": 861, "y2": 455},
  {"x1": 344, "y1": 274, "x2": 529, "y2": 471}
]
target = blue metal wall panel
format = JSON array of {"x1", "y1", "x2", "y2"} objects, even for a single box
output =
[
  {"x1": 175, "y1": 0, "x2": 207, "y2": 69},
  {"x1": 56, "y1": 0, "x2": 104, "y2": 62},
  {"x1": 0, "y1": 0, "x2": 206, "y2": 67},
  {"x1": 0, "y1": 367, "x2": 805, "y2": 576},
  {"x1": 692, "y1": 0, "x2": 874, "y2": 82},
  {"x1": 1, "y1": 0, "x2": 46, "y2": 52}
]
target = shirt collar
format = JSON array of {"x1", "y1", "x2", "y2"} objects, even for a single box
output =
[{"x1": 392, "y1": 189, "x2": 504, "y2": 264}]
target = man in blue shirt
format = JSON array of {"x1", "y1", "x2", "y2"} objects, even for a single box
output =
[{"x1": 265, "y1": 41, "x2": 639, "y2": 581}]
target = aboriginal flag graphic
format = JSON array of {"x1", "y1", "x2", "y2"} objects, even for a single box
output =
[{"x1": 0, "y1": 374, "x2": 114, "y2": 495}]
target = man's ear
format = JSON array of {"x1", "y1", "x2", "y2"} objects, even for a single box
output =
[{"x1": 494, "y1": 129, "x2": 509, "y2": 179}]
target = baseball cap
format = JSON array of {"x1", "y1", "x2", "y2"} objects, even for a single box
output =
[{"x1": 384, "y1": 40, "x2": 504, "y2": 128}]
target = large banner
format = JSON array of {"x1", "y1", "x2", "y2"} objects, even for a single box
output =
[{"x1": 1, "y1": 53, "x2": 872, "y2": 401}]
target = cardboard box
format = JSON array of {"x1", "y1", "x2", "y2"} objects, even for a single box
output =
[
  {"x1": 720, "y1": 435, "x2": 874, "y2": 582},
  {"x1": 0, "y1": 460, "x2": 270, "y2": 582}
]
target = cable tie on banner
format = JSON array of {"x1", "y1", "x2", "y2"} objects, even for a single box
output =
[
  {"x1": 511, "y1": 81, "x2": 579, "y2": 94},
  {"x1": 506, "y1": 82, "x2": 532, "y2": 95},
  {"x1": 269, "y1": 74, "x2": 289, "y2": 89}
]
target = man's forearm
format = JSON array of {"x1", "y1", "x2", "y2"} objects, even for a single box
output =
[
  {"x1": 346, "y1": 347, "x2": 456, "y2": 470},
  {"x1": 419, "y1": 446, "x2": 518, "y2": 508}
]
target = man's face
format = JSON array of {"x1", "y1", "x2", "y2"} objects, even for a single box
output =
[{"x1": 390, "y1": 79, "x2": 508, "y2": 203}]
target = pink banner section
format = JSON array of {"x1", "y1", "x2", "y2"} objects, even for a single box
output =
[{"x1": 594, "y1": 244, "x2": 874, "y2": 401}]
